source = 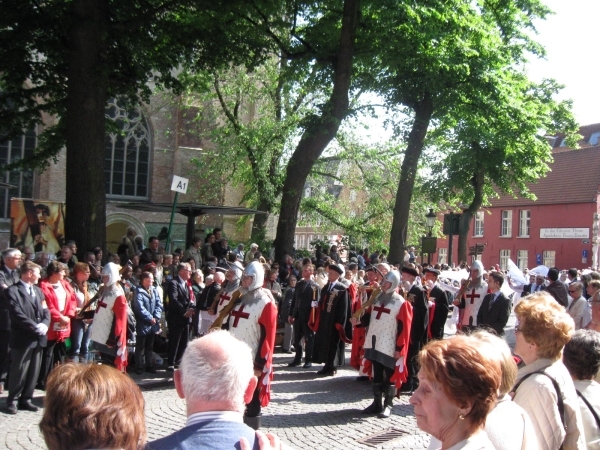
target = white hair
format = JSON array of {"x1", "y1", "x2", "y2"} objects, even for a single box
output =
[
  {"x1": 2, "y1": 248, "x2": 20, "y2": 261},
  {"x1": 179, "y1": 330, "x2": 254, "y2": 411}
]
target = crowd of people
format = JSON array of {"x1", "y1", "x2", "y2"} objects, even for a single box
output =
[{"x1": 2, "y1": 231, "x2": 600, "y2": 449}]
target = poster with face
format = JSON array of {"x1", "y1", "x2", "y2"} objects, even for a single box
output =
[{"x1": 10, "y1": 198, "x2": 65, "y2": 255}]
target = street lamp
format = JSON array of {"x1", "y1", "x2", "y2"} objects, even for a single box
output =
[{"x1": 426, "y1": 208, "x2": 436, "y2": 237}]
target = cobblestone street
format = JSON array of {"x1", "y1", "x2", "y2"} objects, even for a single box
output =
[{"x1": 0, "y1": 314, "x2": 516, "y2": 450}]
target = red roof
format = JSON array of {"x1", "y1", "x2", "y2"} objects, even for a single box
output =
[
  {"x1": 551, "y1": 123, "x2": 600, "y2": 153},
  {"x1": 491, "y1": 130, "x2": 600, "y2": 207}
]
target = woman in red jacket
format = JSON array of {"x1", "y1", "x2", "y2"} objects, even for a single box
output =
[{"x1": 37, "y1": 260, "x2": 77, "y2": 389}]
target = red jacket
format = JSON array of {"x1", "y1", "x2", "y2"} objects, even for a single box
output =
[{"x1": 39, "y1": 279, "x2": 77, "y2": 342}]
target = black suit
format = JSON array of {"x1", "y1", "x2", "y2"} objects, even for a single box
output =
[
  {"x1": 428, "y1": 284, "x2": 451, "y2": 340},
  {"x1": 406, "y1": 284, "x2": 428, "y2": 388},
  {"x1": 290, "y1": 279, "x2": 321, "y2": 363},
  {"x1": 166, "y1": 277, "x2": 193, "y2": 367},
  {"x1": 6, "y1": 282, "x2": 49, "y2": 405},
  {"x1": 476, "y1": 292, "x2": 511, "y2": 336},
  {"x1": 0, "y1": 266, "x2": 19, "y2": 388}
]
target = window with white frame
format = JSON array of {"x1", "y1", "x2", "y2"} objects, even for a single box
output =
[
  {"x1": 500, "y1": 249, "x2": 511, "y2": 270},
  {"x1": 543, "y1": 250, "x2": 556, "y2": 268},
  {"x1": 0, "y1": 129, "x2": 36, "y2": 219},
  {"x1": 501, "y1": 210, "x2": 512, "y2": 237},
  {"x1": 294, "y1": 235, "x2": 298, "y2": 248},
  {"x1": 308, "y1": 235, "x2": 313, "y2": 248},
  {"x1": 517, "y1": 250, "x2": 528, "y2": 271},
  {"x1": 438, "y1": 248, "x2": 447, "y2": 265},
  {"x1": 519, "y1": 210, "x2": 530, "y2": 237},
  {"x1": 473, "y1": 211, "x2": 484, "y2": 237},
  {"x1": 105, "y1": 99, "x2": 150, "y2": 198},
  {"x1": 299, "y1": 234, "x2": 306, "y2": 249}
]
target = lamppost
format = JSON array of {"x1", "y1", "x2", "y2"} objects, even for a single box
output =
[{"x1": 423, "y1": 209, "x2": 437, "y2": 265}]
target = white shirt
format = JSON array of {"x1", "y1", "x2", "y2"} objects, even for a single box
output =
[
  {"x1": 186, "y1": 410, "x2": 243, "y2": 427},
  {"x1": 573, "y1": 379, "x2": 600, "y2": 449}
]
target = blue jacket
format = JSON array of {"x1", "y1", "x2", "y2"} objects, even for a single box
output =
[
  {"x1": 132, "y1": 285, "x2": 162, "y2": 336},
  {"x1": 147, "y1": 419, "x2": 259, "y2": 450}
]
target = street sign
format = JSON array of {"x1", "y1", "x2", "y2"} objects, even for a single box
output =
[
  {"x1": 536, "y1": 253, "x2": 542, "y2": 265},
  {"x1": 171, "y1": 175, "x2": 189, "y2": 194},
  {"x1": 421, "y1": 237, "x2": 437, "y2": 254}
]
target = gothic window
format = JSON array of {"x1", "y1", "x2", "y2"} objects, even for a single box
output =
[
  {"x1": 105, "y1": 99, "x2": 151, "y2": 198},
  {"x1": 0, "y1": 129, "x2": 36, "y2": 219}
]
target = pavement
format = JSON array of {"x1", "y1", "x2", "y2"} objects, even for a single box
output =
[{"x1": 0, "y1": 313, "x2": 517, "y2": 450}]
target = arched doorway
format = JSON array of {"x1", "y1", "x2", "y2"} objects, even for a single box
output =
[{"x1": 105, "y1": 213, "x2": 146, "y2": 255}]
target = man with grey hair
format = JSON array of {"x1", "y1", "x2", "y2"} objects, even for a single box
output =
[
  {"x1": 148, "y1": 330, "x2": 267, "y2": 450},
  {"x1": 166, "y1": 262, "x2": 195, "y2": 371},
  {"x1": 566, "y1": 282, "x2": 591, "y2": 330},
  {"x1": 0, "y1": 248, "x2": 22, "y2": 394}
]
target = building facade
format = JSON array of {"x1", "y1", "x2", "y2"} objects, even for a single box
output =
[{"x1": 435, "y1": 123, "x2": 600, "y2": 271}]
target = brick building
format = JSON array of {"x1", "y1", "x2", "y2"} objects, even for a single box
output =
[
  {"x1": 0, "y1": 95, "x2": 251, "y2": 253},
  {"x1": 435, "y1": 123, "x2": 600, "y2": 271}
]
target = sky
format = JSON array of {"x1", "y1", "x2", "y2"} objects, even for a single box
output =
[{"x1": 526, "y1": 0, "x2": 600, "y2": 126}]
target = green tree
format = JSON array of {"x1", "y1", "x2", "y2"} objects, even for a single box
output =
[{"x1": 0, "y1": 0, "x2": 280, "y2": 255}]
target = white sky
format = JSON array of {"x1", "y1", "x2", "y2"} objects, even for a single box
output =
[{"x1": 526, "y1": 0, "x2": 600, "y2": 126}]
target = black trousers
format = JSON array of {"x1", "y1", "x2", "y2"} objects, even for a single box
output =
[
  {"x1": 293, "y1": 319, "x2": 315, "y2": 363},
  {"x1": 246, "y1": 388, "x2": 261, "y2": 418},
  {"x1": 7, "y1": 345, "x2": 42, "y2": 404},
  {"x1": 0, "y1": 329, "x2": 10, "y2": 386},
  {"x1": 38, "y1": 340, "x2": 66, "y2": 388},
  {"x1": 135, "y1": 333, "x2": 155, "y2": 369},
  {"x1": 167, "y1": 321, "x2": 188, "y2": 367},
  {"x1": 372, "y1": 360, "x2": 394, "y2": 384}
]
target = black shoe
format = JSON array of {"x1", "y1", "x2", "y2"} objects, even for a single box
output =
[
  {"x1": 303, "y1": 362, "x2": 312, "y2": 368},
  {"x1": 288, "y1": 360, "x2": 302, "y2": 367},
  {"x1": 18, "y1": 401, "x2": 39, "y2": 412},
  {"x1": 6, "y1": 403, "x2": 17, "y2": 415},
  {"x1": 317, "y1": 367, "x2": 336, "y2": 377},
  {"x1": 145, "y1": 366, "x2": 157, "y2": 374},
  {"x1": 356, "y1": 376, "x2": 370, "y2": 382}
]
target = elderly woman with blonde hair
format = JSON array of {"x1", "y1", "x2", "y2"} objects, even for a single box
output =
[
  {"x1": 512, "y1": 292, "x2": 586, "y2": 450},
  {"x1": 410, "y1": 334, "x2": 502, "y2": 449},
  {"x1": 427, "y1": 331, "x2": 538, "y2": 450}
]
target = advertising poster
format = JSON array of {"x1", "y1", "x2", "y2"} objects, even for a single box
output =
[{"x1": 10, "y1": 198, "x2": 65, "y2": 254}]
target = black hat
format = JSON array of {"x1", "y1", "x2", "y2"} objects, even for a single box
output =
[
  {"x1": 401, "y1": 267, "x2": 419, "y2": 277},
  {"x1": 328, "y1": 264, "x2": 344, "y2": 275},
  {"x1": 423, "y1": 268, "x2": 440, "y2": 276}
]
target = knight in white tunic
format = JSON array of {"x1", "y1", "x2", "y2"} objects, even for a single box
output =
[
  {"x1": 213, "y1": 262, "x2": 242, "y2": 316},
  {"x1": 227, "y1": 261, "x2": 277, "y2": 431},
  {"x1": 353, "y1": 270, "x2": 413, "y2": 418},
  {"x1": 90, "y1": 263, "x2": 129, "y2": 372},
  {"x1": 450, "y1": 260, "x2": 488, "y2": 332}
]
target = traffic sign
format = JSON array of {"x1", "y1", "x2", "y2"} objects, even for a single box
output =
[{"x1": 171, "y1": 175, "x2": 189, "y2": 194}]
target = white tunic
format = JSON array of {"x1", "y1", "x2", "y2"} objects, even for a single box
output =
[
  {"x1": 228, "y1": 289, "x2": 270, "y2": 358},
  {"x1": 461, "y1": 283, "x2": 488, "y2": 327},
  {"x1": 216, "y1": 286, "x2": 238, "y2": 315},
  {"x1": 364, "y1": 292, "x2": 404, "y2": 359},
  {"x1": 90, "y1": 286, "x2": 124, "y2": 345}
]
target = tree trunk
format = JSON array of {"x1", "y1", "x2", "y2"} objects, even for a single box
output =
[
  {"x1": 457, "y1": 158, "x2": 485, "y2": 264},
  {"x1": 388, "y1": 95, "x2": 434, "y2": 263},
  {"x1": 274, "y1": 0, "x2": 360, "y2": 263},
  {"x1": 251, "y1": 198, "x2": 271, "y2": 245},
  {"x1": 64, "y1": 0, "x2": 109, "y2": 259}
]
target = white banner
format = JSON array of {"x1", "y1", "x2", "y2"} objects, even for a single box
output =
[
  {"x1": 540, "y1": 228, "x2": 589, "y2": 239},
  {"x1": 507, "y1": 259, "x2": 527, "y2": 285}
]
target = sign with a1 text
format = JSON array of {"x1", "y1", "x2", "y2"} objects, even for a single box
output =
[
  {"x1": 539, "y1": 228, "x2": 589, "y2": 239},
  {"x1": 171, "y1": 175, "x2": 189, "y2": 194}
]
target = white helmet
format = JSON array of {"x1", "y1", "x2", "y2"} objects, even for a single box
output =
[
  {"x1": 383, "y1": 270, "x2": 401, "y2": 294},
  {"x1": 471, "y1": 260, "x2": 484, "y2": 277},
  {"x1": 244, "y1": 261, "x2": 264, "y2": 291},
  {"x1": 227, "y1": 261, "x2": 244, "y2": 281},
  {"x1": 102, "y1": 262, "x2": 120, "y2": 287}
]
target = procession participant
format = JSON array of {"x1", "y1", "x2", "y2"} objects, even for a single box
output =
[
  {"x1": 166, "y1": 262, "x2": 195, "y2": 372},
  {"x1": 288, "y1": 263, "x2": 320, "y2": 368},
  {"x1": 352, "y1": 266, "x2": 384, "y2": 379},
  {"x1": 226, "y1": 261, "x2": 277, "y2": 431},
  {"x1": 90, "y1": 263, "x2": 129, "y2": 372},
  {"x1": 334, "y1": 264, "x2": 354, "y2": 367},
  {"x1": 198, "y1": 272, "x2": 223, "y2": 334},
  {"x1": 352, "y1": 270, "x2": 412, "y2": 418},
  {"x1": 451, "y1": 260, "x2": 488, "y2": 333},
  {"x1": 211, "y1": 262, "x2": 242, "y2": 316},
  {"x1": 310, "y1": 264, "x2": 349, "y2": 377},
  {"x1": 400, "y1": 266, "x2": 428, "y2": 393},
  {"x1": 422, "y1": 268, "x2": 451, "y2": 340}
]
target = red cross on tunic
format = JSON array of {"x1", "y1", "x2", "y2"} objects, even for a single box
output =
[
  {"x1": 231, "y1": 304, "x2": 250, "y2": 327},
  {"x1": 465, "y1": 289, "x2": 480, "y2": 304},
  {"x1": 373, "y1": 304, "x2": 391, "y2": 319},
  {"x1": 219, "y1": 292, "x2": 232, "y2": 306},
  {"x1": 96, "y1": 298, "x2": 108, "y2": 313}
]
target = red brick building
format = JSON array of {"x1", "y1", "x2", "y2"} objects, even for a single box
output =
[{"x1": 435, "y1": 123, "x2": 600, "y2": 271}]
